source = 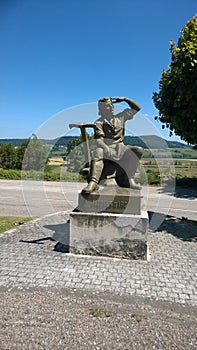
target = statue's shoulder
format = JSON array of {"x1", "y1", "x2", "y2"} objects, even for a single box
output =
[
  {"x1": 115, "y1": 108, "x2": 136, "y2": 121},
  {"x1": 95, "y1": 117, "x2": 103, "y2": 125}
]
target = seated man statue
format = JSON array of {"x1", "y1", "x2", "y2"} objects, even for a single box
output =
[{"x1": 82, "y1": 96, "x2": 143, "y2": 194}]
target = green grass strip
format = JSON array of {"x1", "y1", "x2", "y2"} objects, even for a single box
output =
[{"x1": 0, "y1": 216, "x2": 33, "y2": 234}]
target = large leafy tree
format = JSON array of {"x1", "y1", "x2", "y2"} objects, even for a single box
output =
[{"x1": 153, "y1": 15, "x2": 197, "y2": 146}]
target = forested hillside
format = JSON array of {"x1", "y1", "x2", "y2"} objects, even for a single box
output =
[{"x1": 0, "y1": 135, "x2": 190, "y2": 149}]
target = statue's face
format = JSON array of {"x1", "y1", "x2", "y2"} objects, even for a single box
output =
[{"x1": 98, "y1": 101, "x2": 114, "y2": 117}]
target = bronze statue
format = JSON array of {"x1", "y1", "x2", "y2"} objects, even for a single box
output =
[{"x1": 81, "y1": 96, "x2": 143, "y2": 194}]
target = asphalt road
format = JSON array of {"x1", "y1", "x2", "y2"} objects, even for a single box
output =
[{"x1": 0, "y1": 180, "x2": 196, "y2": 222}]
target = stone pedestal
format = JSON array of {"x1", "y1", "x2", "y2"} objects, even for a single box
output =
[
  {"x1": 78, "y1": 186, "x2": 142, "y2": 215},
  {"x1": 69, "y1": 185, "x2": 149, "y2": 260},
  {"x1": 69, "y1": 211, "x2": 148, "y2": 259}
]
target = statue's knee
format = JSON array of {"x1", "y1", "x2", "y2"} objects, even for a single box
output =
[
  {"x1": 136, "y1": 147, "x2": 143, "y2": 158},
  {"x1": 130, "y1": 146, "x2": 143, "y2": 158},
  {"x1": 94, "y1": 147, "x2": 104, "y2": 159}
]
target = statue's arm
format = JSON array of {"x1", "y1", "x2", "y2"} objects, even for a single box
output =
[
  {"x1": 111, "y1": 97, "x2": 141, "y2": 112},
  {"x1": 111, "y1": 96, "x2": 141, "y2": 121},
  {"x1": 124, "y1": 97, "x2": 141, "y2": 111}
]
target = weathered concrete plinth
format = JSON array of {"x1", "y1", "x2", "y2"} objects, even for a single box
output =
[
  {"x1": 69, "y1": 185, "x2": 149, "y2": 260},
  {"x1": 69, "y1": 211, "x2": 148, "y2": 260}
]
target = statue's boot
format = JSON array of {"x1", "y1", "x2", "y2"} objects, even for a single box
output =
[
  {"x1": 129, "y1": 178, "x2": 142, "y2": 190},
  {"x1": 82, "y1": 159, "x2": 104, "y2": 194},
  {"x1": 117, "y1": 173, "x2": 141, "y2": 190},
  {"x1": 127, "y1": 149, "x2": 142, "y2": 189},
  {"x1": 82, "y1": 181, "x2": 99, "y2": 193}
]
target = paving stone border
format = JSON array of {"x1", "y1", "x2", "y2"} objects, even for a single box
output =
[{"x1": 0, "y1": 211, "x2": 196, "y2": 305}]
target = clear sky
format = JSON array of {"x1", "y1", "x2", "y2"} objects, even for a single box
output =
[{"x1": 0, "y1": 0, "x2": 196, "y2": 141}]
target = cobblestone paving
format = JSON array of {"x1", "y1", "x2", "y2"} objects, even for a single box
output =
[{"x1": 0, "y1": 212, "x2": 196, "y2": 305}]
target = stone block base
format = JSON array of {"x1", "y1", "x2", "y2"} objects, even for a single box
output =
[
  {"x1": 69, "y1": 211, "x2": 149, "y2": 260},
  {"x1": 78, "y1": 186, "x2": 142, "y2": 215}
]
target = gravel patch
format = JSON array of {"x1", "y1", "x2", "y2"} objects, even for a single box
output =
[{"x1": 0, "y1": 288, "x2": 196, "y2": 350}]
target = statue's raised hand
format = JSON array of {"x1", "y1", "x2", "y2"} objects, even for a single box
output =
[{"x1": 111, "y1": 97, "x2": 125, "y2": 103}]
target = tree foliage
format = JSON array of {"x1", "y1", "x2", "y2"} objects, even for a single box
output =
[
  {"x1": 0, "y1": 143, "x2": 17, "y2": 169},
  {"x1": 64, "y1": 136, "x2": 86, "y2": 173},
  {"x1": 153, "y1": 15, "x2": 197, "y2": 146},
  {"x1": 0, "y1": 135, "x2": 49, "y2": 170},
  {"x1": 15, "y1": 139, "x2": 30, "y2": 169},
  {"x1": 64, "y1": 134, "x2": 95, "y2": 173}
]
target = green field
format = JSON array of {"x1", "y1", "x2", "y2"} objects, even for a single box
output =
[
  {"x1": 141, "y1": 158, "x2": 197, "y2": 178},
  {"x1": 142, "y1": 148, "x2": 197, "y2": 159}
]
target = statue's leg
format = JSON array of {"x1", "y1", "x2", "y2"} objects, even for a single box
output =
[
  {"x1": 99, "y1": 159, "x2": 117, "y2": 184},
  {"x1": 116, "y1": 146, "x2": 143, "y2": 189},
  {"x1": 82, "y1": 148, "x2": 104, "y2": 193}
]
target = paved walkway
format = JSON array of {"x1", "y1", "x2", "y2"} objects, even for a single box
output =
[{"x1": 0, "y1": 211, "x2": 196, "y2": 306}]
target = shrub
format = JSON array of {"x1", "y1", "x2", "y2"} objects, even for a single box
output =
[{"x1": 0, "y1": 168, "x2": 21, "y2": 180}]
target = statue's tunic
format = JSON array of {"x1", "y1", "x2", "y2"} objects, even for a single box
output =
[{"x1": 94, "y1": 108, "x2": 137, "y2": 160}]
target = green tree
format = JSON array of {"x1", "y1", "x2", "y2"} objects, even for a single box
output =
[
  {"x1": 22, "y1": 134, "x2": 49, "y2": 170},
  {"x1": 0, "y1": 143, "x2": 17, "y2": 169},
  {"x1": 153, "y1": 15, "x2": 197, "y2": 146},
  {"x1": 64, "y1": 134, "x2": 95, "y2": 173},
  {"x1": 16, "y1": 139, "x2": 30, "y2": 169},
  {"x1": 64, "y1": 136, "x2": 85, "y2": 173}
]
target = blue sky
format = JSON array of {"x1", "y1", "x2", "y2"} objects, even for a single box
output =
[{"x1": 0, "y1": 0, "x2": 196, "y2": 141}]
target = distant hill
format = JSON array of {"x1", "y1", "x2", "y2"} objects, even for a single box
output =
[
  {"x1": 0, "y1": 139, "x2": 25, "y2": 147},
  {"x1": 36, "y1": 135, "x2": 191, "y2": 149},
  {"x1": 0, "y1": 135, "x2": 190, "y2": 149},
  {"x1": 45, "y1": 136, "x2": 77, "y2": 147},
  {"x1": 124, "y1": 135, "x2": 189, "y2": 149},
  {"x1": 0, "y1": 136, "x2": 76, "y2": 148}
]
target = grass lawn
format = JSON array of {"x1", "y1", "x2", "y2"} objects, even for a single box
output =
[{"x1": 0, "y1": 216, "x2": 33, "y2": 234}]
